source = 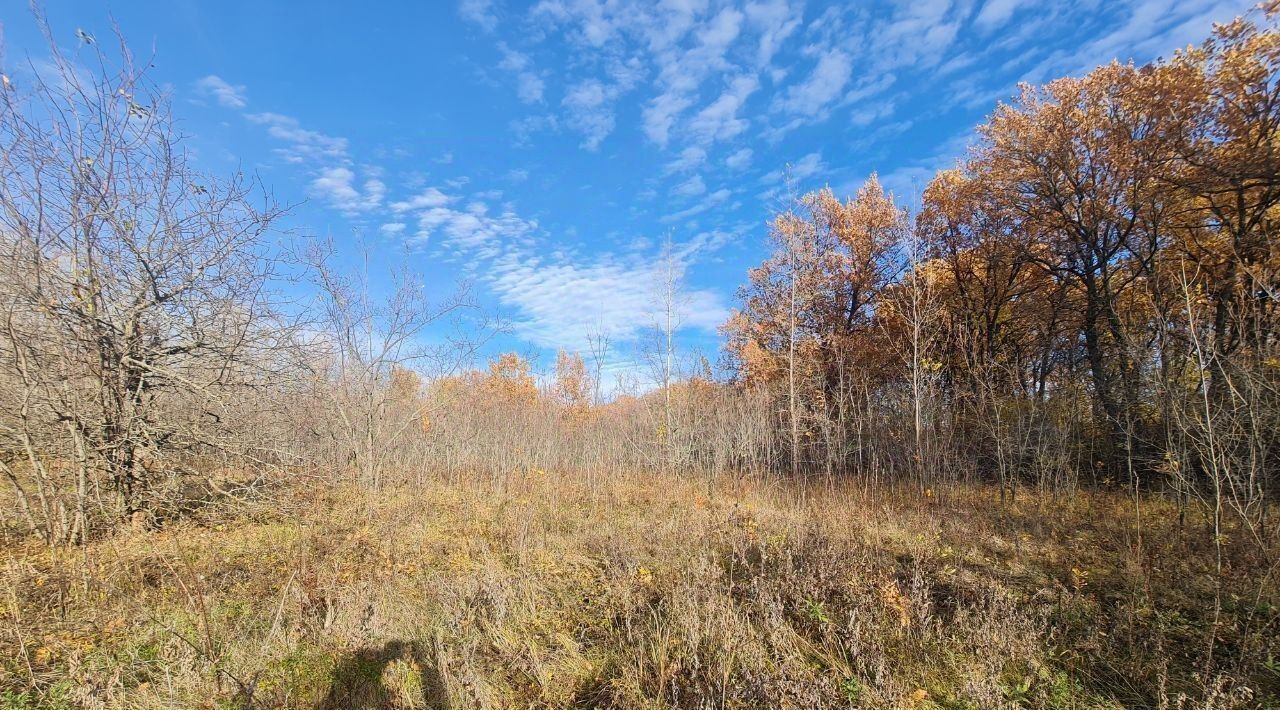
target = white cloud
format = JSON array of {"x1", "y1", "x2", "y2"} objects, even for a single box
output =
[
  {"x1": 643, "y1": 92, "x2": 695, "y2": 147},
  {"x1": 310, "y1": 167, "x2": 385, "y2": 213},
  {"x1": 557, "y1": 56, "x2": 646, "y2": 149},
  {"x1": 517, "y1": 74, "x2": 547, "y2": 103},
  {"x1": 777, "y1": 50, "x2": 851, "y2": 116},
  {"x1": 745, "y1": 0, "x2": 803, "y2": 69},
  {"x1": 786, "y1": 151, "x2": 825, "y2": 180},
  {"x1": 974, "y1": 0, "x2": 1028, "y2": 30},
  {"x1": 497, "y1": 43, "x2": 530, "y2": 71},
  {"x1": 678, "y1": 226, "x2": 743, "y2": 261},
  {"x1": 673, "y1": 174, "x2": 707, "y2": 197},
  {"x1": 661, "y1": 187, "x2": 730, "y2": 222},
  {"x1": 378, "y1": 183, "x2": 735, "y2": 353},
  {"x1": 696, "y1": 7, "x2": 745, "y2": 52},
  {"x1": 246, "y1": 112, "x2": 348, "y2": 164},
  {"x1": 498, "y1": 44, "x2": 546, "y2": 103},
  {"x1": 850, "y1": 100, "x2": 894, "y2": 127},
  {"x1": 194, "y1": 75, "x2": 247, "y2": 109},
  {"x1": 563, "y1": 79, "x2": 617, "y2": 150},
  {"x1": 391, "y1": 187, "x2": 453, "y2": 212},
  {"x1": 522, "y1": 0, "x2": 809, "y2": 150},
  {"x1": 688, "y1": 74, "x2": 759, "y2": 144},
  {"x1": 641, "y1": 6, "x2": 746, "y2": 146},
  {"x1": 509, "y1": 114, "x2": 559, "y2": 145},
  {"x1": 870, "y1": 0, "x2": 960, "y2": 71},
  {"x1": 459, "y1": 0, "x2": 498, "y2": 30},
  {"x1": 936, "y1": 53, "x2": 976, "y2": 77},
  {"x1": 759, "y1": 151, "x2": 825, "y2": 186},
  {"x1": 725, "y1": 147, "x2": 753, "y2": 170},
  {"x1": 487, "y1": 248, "x2": 729, "y2": 350},
  {"x1": 665, "y1": 146, "x2": 707, "y2": 173},
  {"x1": 389, "y1": 190, "x2": 539, "y2": 258},
  {"x1": 844, "y1": 73, "x2": 896, "y2": 104},
  {"x1": 370, "y1": 177, "x2": 736, "y2": 356},
  {"x1": 564, "y1": 78, "x2": 607, "y2": 107},
  {"x1": 532, "y1": 0, "x2": 620, "y2": 46}
]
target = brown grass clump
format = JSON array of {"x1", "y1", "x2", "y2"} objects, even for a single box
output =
[{"x1": 1, "y1": 473, "x2": 1276, "y2": 708}]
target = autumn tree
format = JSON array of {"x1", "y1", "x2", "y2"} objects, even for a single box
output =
[
  {"x1": 726, "y1": 176, "x2": 903, "y2": 476},
  {"x1": 1151, "y1": 11, "x2": 1280, "y2": 530},
  {"x1": 1152, "y1": 13, "x2": 1280, "y2": 386},
  {"x1": 713, "y1": 3, "x2": 1280, "y2": 513},
  {"x1": 918, "y1": 170, "x2": 1065, "y2": 396},
  {"x1": 482, "y1": 352, "x2": 539, "y2": 406},
  {"x1": 553, "y1": 349, "x2": 593, "y2": 413},
  {"x1": 977, "y1": 63, "x2": 1172, "y2": 474},
  {"x1": 917, "y1": 167, "x2": 1075, "y2": 493}
]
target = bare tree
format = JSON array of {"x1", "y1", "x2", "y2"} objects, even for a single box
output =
[
  {"x1": 886, "y1": 210, "x2": 941, "y2": 491},
  {"x1": 645, "y1": 233, "x2": 689, "y2": 471},
  {"x1": 0, "y1": 18, "x2": 288, "y2": 539},
  {"x1": 298, "y1": 238, "x2": 479, "y2": 489},
  {"x1": 585, "y1": 325, "x2": 612, "y2": 406}
]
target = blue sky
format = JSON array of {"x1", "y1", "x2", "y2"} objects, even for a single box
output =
[{"x1": 0, "y1": 0, "x2": 1258, "y2": 385}]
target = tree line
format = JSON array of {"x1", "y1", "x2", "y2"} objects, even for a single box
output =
[
  {"x1": 726, "y1": 6, "x2": 1280, "y2": 537},
  {"x1": 2, "y1": 7, "x2": 1278, "y2": 546}
]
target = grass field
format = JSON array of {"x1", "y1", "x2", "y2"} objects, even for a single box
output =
[{"x1": 2, "y1": 472, "x2": 1277, "y2": 708}]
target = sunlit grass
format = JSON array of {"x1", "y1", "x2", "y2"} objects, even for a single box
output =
[{"x1": 2, "y1": 472, "x2": 1276, "y2": 708}]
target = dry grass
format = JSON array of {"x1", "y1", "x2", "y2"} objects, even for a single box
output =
[{"x1": 1, "y1": 472, "x2": 1277, "y2": 708}]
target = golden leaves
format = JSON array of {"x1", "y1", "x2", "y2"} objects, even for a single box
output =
[
  {"x1": 879, "y1": 579, "x2": 911, "y2": 628},
  {"x1": 553, "y1": 349, "x2": 593, "y2": 411},
  {"x1": 728, "y1": 176, "x2": 903, "y2": 389}
]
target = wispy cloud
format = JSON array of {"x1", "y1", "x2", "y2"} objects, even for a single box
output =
[
  {"x1": 194, "y1": 75, "x2": 247, "y2": 108},
  {"x1": 688, "y1": 74, "x2": 758, "y2": 145},
  {"x1": 661, "y1": 187, "x2": 732, "y2": 223},
  {"x1": 459, "y1": 0, "x2": 498, "y2": 31},
  {"x1": 498, "y1": 43, "x2": 545, "y2": 103},
  {"x1": 850, "y1": 101, "x2": 895, "y2": 127},
  {"x1": 745, "y1": 0, "x2": 803, "y2": 71},
  {"x1": 643, "y1": 6, "x2": 745, "y2": 147},
  {"x1": 558, "y1": 59, "x2": 644, "y2": 150},
  {"x1": 386, "y1": 187, "x2": 540, "y2": 259},
  {"x1": 245, "y1": 112, "x2": 349, "y2": 165},
  {"x1": 776, "y1": 50, "x2": 851, "y2": 117},
  {"x1": 665, "y1": 146, "x2": 708, "y2": 174},
  {"x1": 391, "y1": 187, "x2": 453, "y2": 212},
  {"x1": 562, "y1": 79, "x2": 616, "y2": 150},
  {"x1": 643, "y1": 92, "x2": 695, "y2": 148},
  {"x1": 760, "y1": 151, "x2": 825, "y2": 185},
  {"x1": 487, "y1": 248, "x2": 730, "y2": 351},
  {"x1": 375, "y1": 177, "x2": 735, "y2": 353},
  {"x1": 673, "y1": 174, "x2": 707, "y2": 198},
  {"x1": 195, "y1": 74, "x2": 378, "y2": 218},
  {"x1": 725, "y1": 147, "x2": 752, "y2": 170},
  {"x1": 974, "y1": 0, "x2": 1030, "y2": 31},
  {"x1": 310, "y1": 167, "x2": 385, "y2": 214}
]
